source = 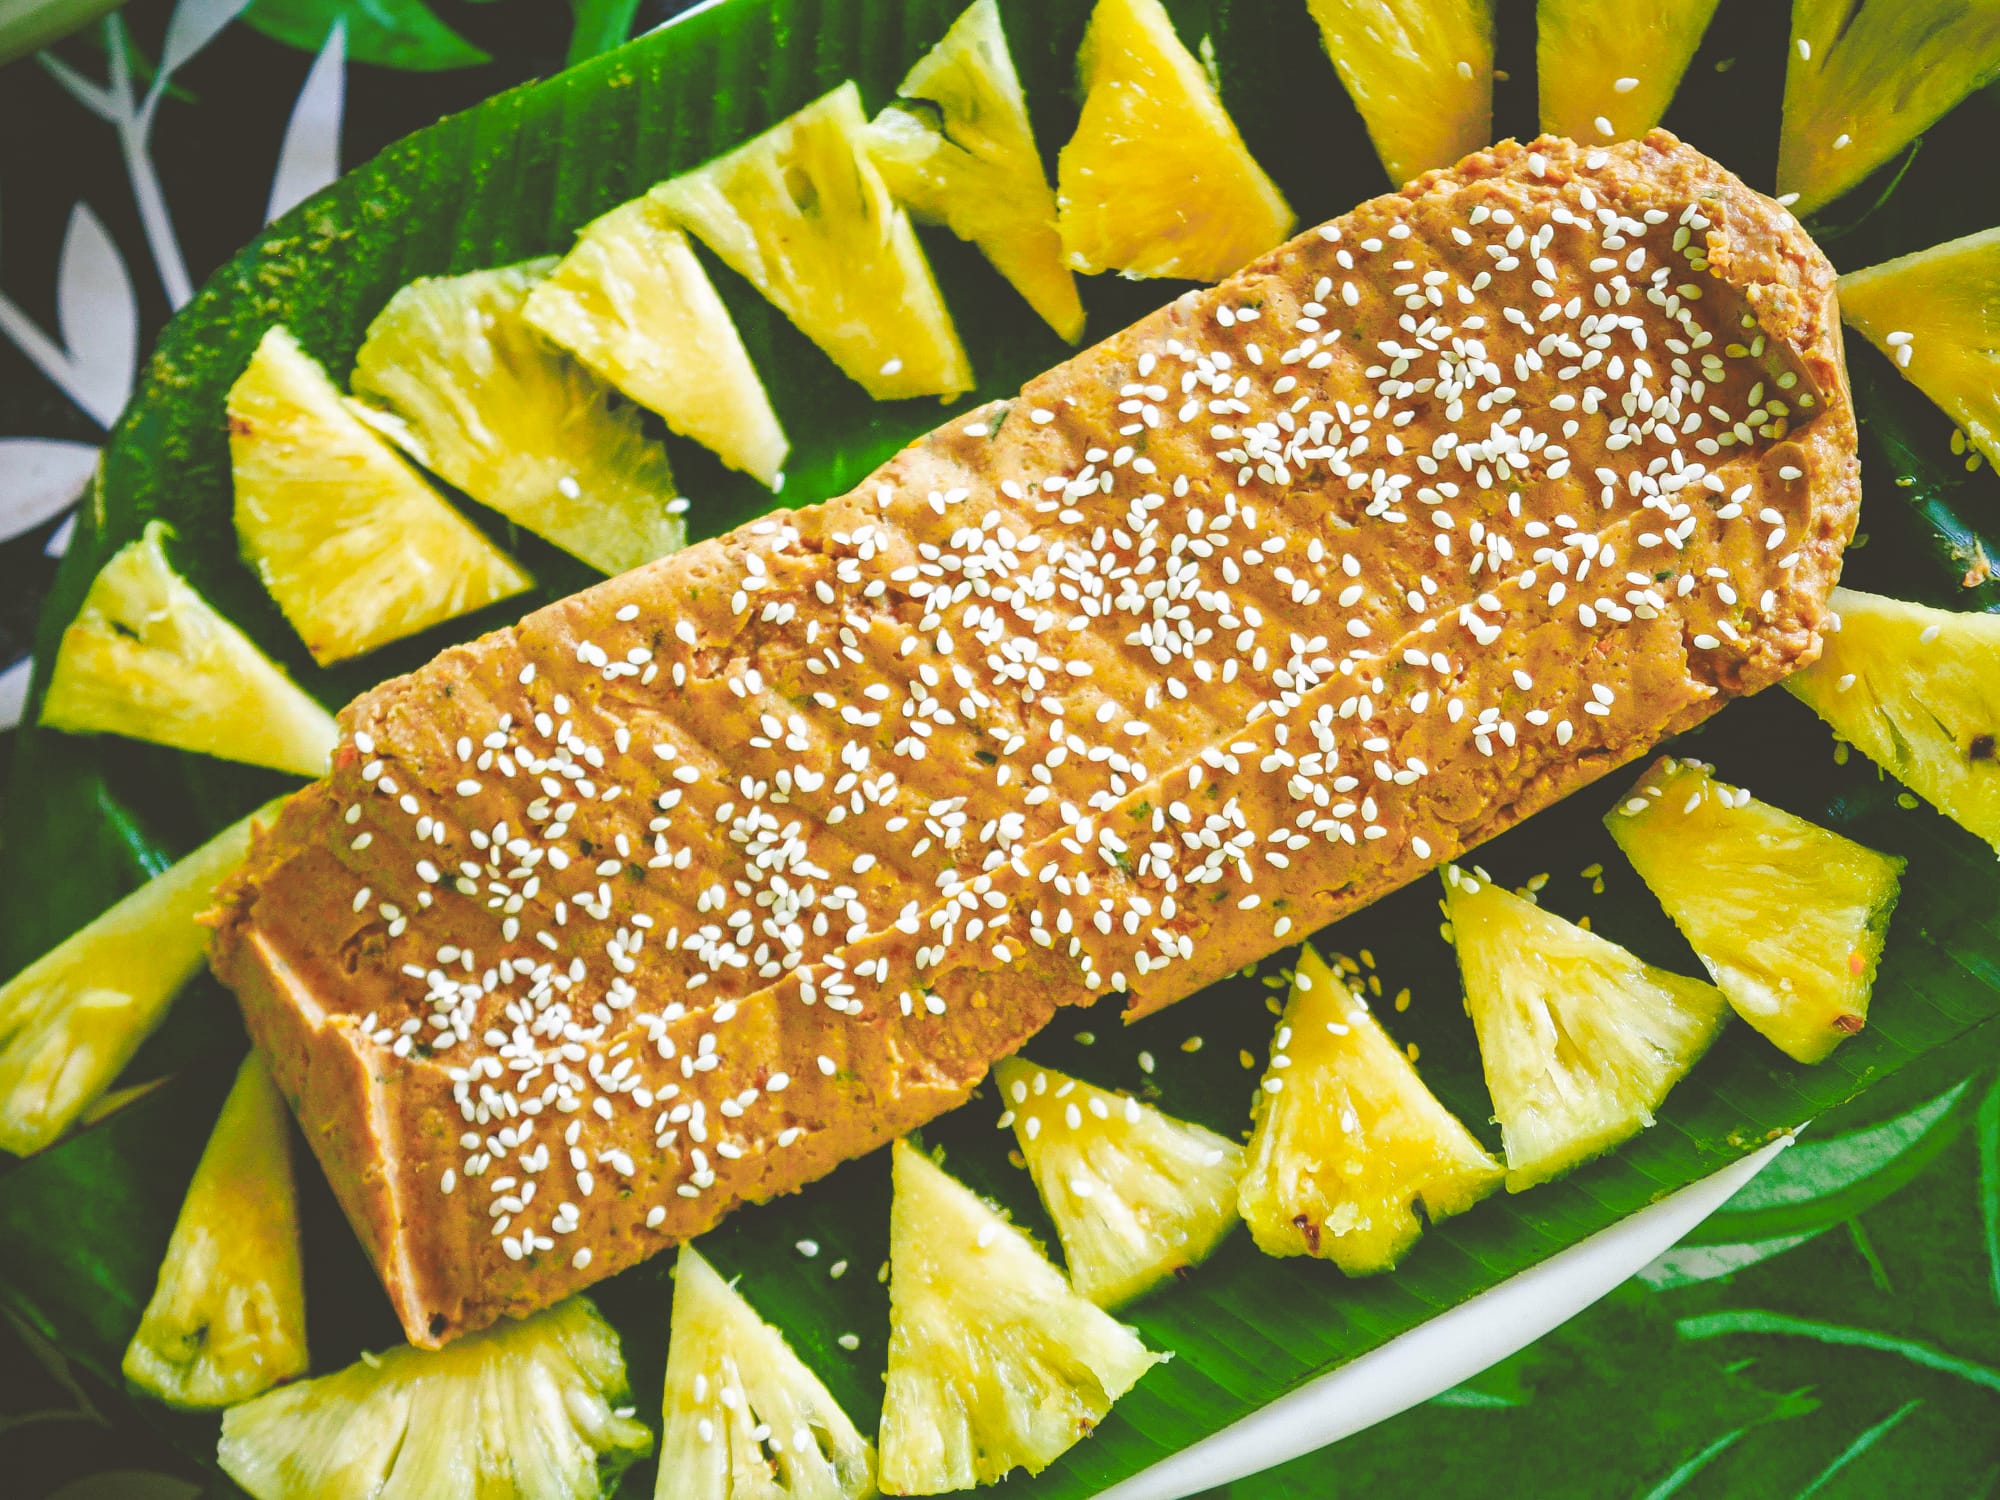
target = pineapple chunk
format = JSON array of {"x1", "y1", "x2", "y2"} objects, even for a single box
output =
[
  {"x1": 1606, "y1": 757, "x2": 1905, "y2": 1064},
  {"x1": 1837, "y1": 226, "x2": 2000, "y2": 470},
  {"x1": 1536, "y1": 0, "x2": 1722, "y2": 143},
  {"x1": 993, "y1": 1055, "x2": 1243, "y2": 1308},
  {"x1": 218, "y1": 1297, "x2": 651, "y2": 1500},
  {"x1": 1444, "y1": 865, "x2": 1729, "y2": 1190},
  {"x1": 229, "y1": 325, "x2": 531, "y2": 665},
  {"x1": 0, "y1": 803, "x2": 270, "y2": 1157},
  {"x1": 866, "y1": 0, "x2": 1085, "y2": 343},
  {"x1": 1238, "y1": 946, "x2": 1502, "y2": 1272},
  {"x1": 1057, "y1": 0, "x2": 1295, "y2": 282},
  {"x1": 523, "y1": 202, "x2": 789, "y2": 487},
  {"x1": 40, "y1": 521, "x2": 337, "y2": 777},
  {"x1": 656, "y1": 1245, "x2": 876, "y2": 1500},
  {"x1": 652, "y1": 84, "x2": 973, "y2": 401},
  {"x1": 1780, "y1": 0, "x2": 2000, "y2": 215},
  {"x1": 1787, "y1": 588, "x2": 2000, "y2": 850},
  {"x1": 350, "y1": 261, "x2": 685, "y2": 577},
  {"x1": 1305, "y1": 0, "x2": 1494, "y2": 186},
  {"x1": 879, "y1": 1138, "x2": 1162, "y2": 1492},
  {"x1": 123, "y1": 1052, "x2": 307, "y2": 1408}
]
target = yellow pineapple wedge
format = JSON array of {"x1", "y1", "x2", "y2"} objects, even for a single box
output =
[
  {"x1": 1238, "y1": 946, "x2": 1502, "y2": 1272},
  {"x1": 123, "y1": 1052, "x2": 307, "y2": 1408},
  {"x1": 1837, "y1": 226, "x2": 2000, "y2": 470},
  {"x1": 865, "y1": 0, "x2": 1085, "y2": 343},
  {"x1": 1305, "y1": 0, "x2": 1494, "y2": 186},
  {"x1": 1787, "y1": 588, "x2": 2000, "y2": 851},
  {"x1": 878, "y1": 1138, "x2": 1162, "y2": 1492},
  {"x1": 1444, "y1": 865, "x2": 1729, "y2": 1190},
  {"x1": 651, "y1": 84, "x2": 973, "y2": 402},
  {"x1": 655, "y1": 1245, "x2": 876, "y2": 1500},
  {"x1": 40, "y1": 522, "x2": 336, "y2": 776},
  {"x1": 1606, "y1": 757, "x2": 1904, "y2": 1065},
  {"x1": 1057, "y1": 0, "x2": 1295, "y2": 282},
  {"x1": 350, "y1": 261, "x2": 685, "y2": 577},
  {"x1": 993, "y1": 1055, "x2": 1242, "y2": 1308},
  {"x1": 1536, "y1": 0, "x2": 1722, "y2": 142},
  {"x1": 228, "y1": 326, "x2": 531, "y2": 665},
  {"x1": 523, "y1": 201, "x2": 790, "y2": 487},
  {"x1": 218, "y1": 1297, "x2": 651, "y2": 1500},
  {"x1": 0, "y1": 802, "x2": 273, "y2": 1156},
  {"x1": 1780, "y1": 0, "x2": 2000, "y2": 215}
]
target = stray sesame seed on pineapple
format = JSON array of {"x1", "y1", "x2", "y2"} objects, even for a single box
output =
[
  {"x1": 40, "y1": 522, "x2": 337, "y2": 776},
  {"x1": 995, "y1": 1055, "x2": 1243, "y2": 1307},
  {"x1": 1787, "y1": 588, "x2": 2000, "y2": 852},
  {"x1": 1444, "y1": 865, "x2": 1729, "y2": 1190},
  {"x1": 655, "y1": 1245, "x2": 875, "y2": 1499},
  {"x1": 124, "y1": 1052, "x2": 307, "y2": 1409},
  {"x1": 1536, "y1": 0, "x2": 1722, "y2": 143},
  {"x1": 1057, "y1": 0, "x2": 1294, "y2": 282},
  {"x1": 879, "y1": 1139, "x2": 1161, "y2": 1492},
  {"x1": 1238, "y1": 945, "x2": 1500, "y2": 1272},
  {"x1": 1779, "y1": 0, "x2": 2000, "y2": 214},
  {"x1": 1837, "y1": 226, "x2": 2000, "y2": 473},
  {"x1": 1304, "y1": 0, "x2": 1494, "y2": 186},
  {"x1": 524, "y1": 202, "x2": 790, "y2": 488},
  {"x1": 229, "y1": 325, "x2": 532, "y2": 665},
  {"x1": 652, "y1": 83, "x2": 973, "y2": 402},
  {"x1": 1606, "y1": 757, "x2": 1903, "y2": 1065},
  {"x1": 350, "y1": 261, "x2": 685, "y2": 578}
]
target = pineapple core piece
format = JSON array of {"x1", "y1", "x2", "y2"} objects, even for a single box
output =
[
  {"x1": 1787, "y1": 587, "x2": 2000, "y2": 851},
  {"x1": 219, "y1": 1296, "x2": 652, "y2": 1500},
  {"x1": 350, "y1": 261, "x2": 685, "y2": 578},
  {"x1": 1057, "y1": 0, "x2": 1295, "y2": 283},
  {"x1": 652, "y1": 83, "x2": 973, "y2": 402},
  {"x1": 1305, "y1": 0, "x2": 1494, "y2": 187},
  {"x1": 228, "y1": 325, "x2": 531, "y2": 665},
  {"x1": 124, "y1": 1052, "x2": 307, "y2": 1408},
  {"x1": 1444, "y1": 865, "x2": 1729, "y2": 1190},
  {"x1": 41, "y1": 521, "x2": 336, "y2": 776},
  {"x1": 1536, "y1": 0, "x2": 1722, "y2": 143},
  {"x1": 1779, "y1": 0, "x2": 2000, "y2": 215},
  {"x1": 993, "y1": 1055, "x2": 1243, "y2": 1308},
  {"x1": 0, "y1": 802, "x2": 271, "y2": 1157},
  {"x1": 879, "y1": 1138, "x2": 1162, "y2": 1492},
  {"x1": 523, "y1": 202, "x2": 790, "y2": 488},
  {"x1": 1238, "y1": 946, "x2": 1501, "y2": 1272},
  {"x1": 866, "y1": 0, "x2": 1085, "y2": 343},
  {"x1": 655, "y1": 1244, "x2": 876, "y2": 1500},
  {"x1": 1606, "y1": 757, "x2": 1904, "y2": 1065},
  {"x1": 1837, "y1": 226, "x2": 2000, "y2": 471}
]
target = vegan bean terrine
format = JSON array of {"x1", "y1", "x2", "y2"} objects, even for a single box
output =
[{"x1": 212, "y1": 129, "x2": 1860, "y2": 1347}]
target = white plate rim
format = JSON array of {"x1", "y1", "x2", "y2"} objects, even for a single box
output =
[{"x1": 1099, "y1": 1135, "x2": 1794, "y2": 1500}]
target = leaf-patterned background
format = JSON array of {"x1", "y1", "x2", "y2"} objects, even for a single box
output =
[{"x1": 1, "y1": 2, "x2": 1997, "y2": 1496}]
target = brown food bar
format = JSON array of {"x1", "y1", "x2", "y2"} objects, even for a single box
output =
[{"x1": 212, "y1": 132, "x2": 1859, "y2": 1346}]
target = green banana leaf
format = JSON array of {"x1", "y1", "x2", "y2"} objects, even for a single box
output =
[{"x1": 5, "y1": 1, "x2": 2000, "y2": 1495}]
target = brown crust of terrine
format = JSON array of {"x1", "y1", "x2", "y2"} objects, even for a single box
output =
[{"x1": 213, "y1": 130, "x2": 1859, "y2": 1346}]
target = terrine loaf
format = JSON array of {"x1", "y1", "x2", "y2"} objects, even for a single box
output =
[{"x1": 212, "y1": 131, "x2": 1859, "y2": 1347}]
